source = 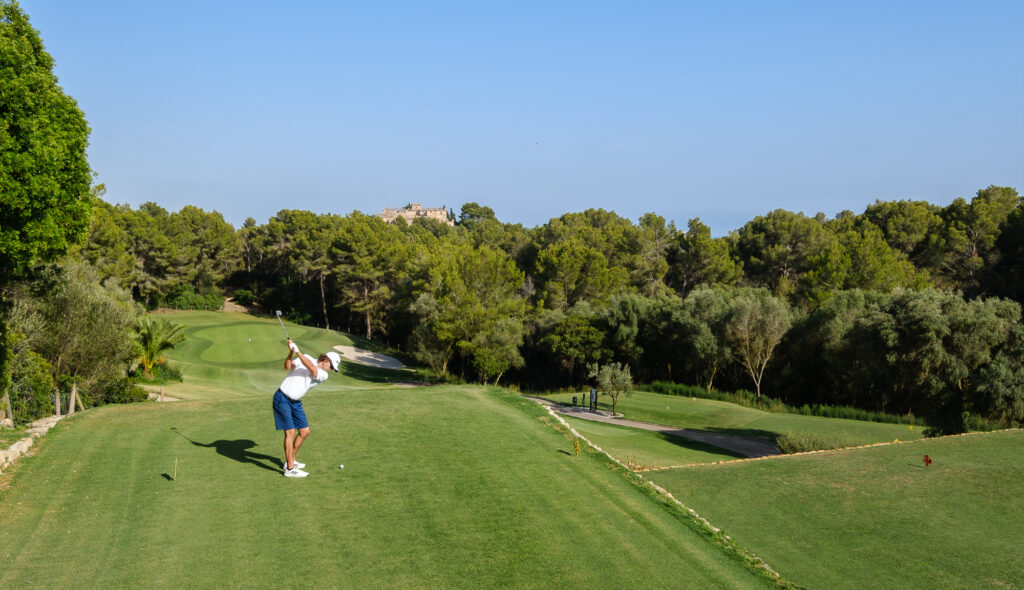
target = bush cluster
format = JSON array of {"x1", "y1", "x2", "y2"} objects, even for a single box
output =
[
  {"x1": 8, "y1": 350, "x2": 56, "y2": 426},
  {"x1": 165, "y1": 284, "x2": 224, "y2": 311},
  {"x1": 231, "y1": 289, "x2": 257, "y2": 307},
  {"x1": 133, "y1": 362, "x2": 183, "y2": 385}
]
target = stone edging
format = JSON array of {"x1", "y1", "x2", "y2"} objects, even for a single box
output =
[
  {"x1": 539, "y1": 404, "x2": 787, "y2": 586},
  {"x1": 0, "y1": 415, "x2": 65, "y2": 475}
]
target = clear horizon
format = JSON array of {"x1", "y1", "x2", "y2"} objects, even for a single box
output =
[{"x1": 18, "y1": 0, "x2": 1024, "y2": 234}]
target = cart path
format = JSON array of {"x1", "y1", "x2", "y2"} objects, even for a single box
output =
[{"x1": 526, "y1": 397, "x2": 780, "y2": 458}]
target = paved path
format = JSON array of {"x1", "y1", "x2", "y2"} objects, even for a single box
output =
[{"x1": 527, "y1": 397, "x2": 780, "y2": 458}]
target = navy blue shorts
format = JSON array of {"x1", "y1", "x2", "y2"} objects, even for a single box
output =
[{"x1": 272, "y1": 390, "x2": 308, "y2": 430}]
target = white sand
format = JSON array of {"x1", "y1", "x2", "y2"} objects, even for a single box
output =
[{"x1": 333, "y1": 345, "x2": 405, "y2": 369}]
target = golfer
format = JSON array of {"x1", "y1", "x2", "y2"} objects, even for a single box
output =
[{"x1": 273, "y1": 338, "x2": 341, "y2": 477}]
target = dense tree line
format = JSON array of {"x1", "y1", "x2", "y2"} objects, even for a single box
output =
[
  {"x1": 3, "y1": 2, "x2": 1020, "y2": 435},
  {"x1": 66, "y1": 187, "x2": 1024, "y2": 435}
]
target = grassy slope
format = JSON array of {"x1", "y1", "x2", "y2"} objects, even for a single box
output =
[
  {"x1": 0, "y1": 312, "x2": 773, "y2": 589},
  {"x1": 648, "y1": 431, "x2": 1024, "y2": 589},
  {"x1": 544, "y1": 391, "x2": 925, "y2": 446},
  {"x1": 151, "y1": 311, "x2": 423, "y2": 400}
]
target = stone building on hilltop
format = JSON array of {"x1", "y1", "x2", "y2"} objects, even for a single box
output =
[{"x1": 378, "y1": 203, "x2": 454, "y2": 226}]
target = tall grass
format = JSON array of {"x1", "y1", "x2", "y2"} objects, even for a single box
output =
[
  {"x1": 648, "y1": 381, "x2": 926, "y2": 426},
  {"x1": 775, "y1": 432, "x2": 855, "y2": 454}
]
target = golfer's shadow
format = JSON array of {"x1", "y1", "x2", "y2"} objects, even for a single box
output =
[{"x1": 174, "y1": 429, "x2": 282, "y2": 473}]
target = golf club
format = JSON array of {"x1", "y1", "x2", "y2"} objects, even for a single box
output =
[{"x1": 275, "y1": 310, "x2": 290, "y2": 340}]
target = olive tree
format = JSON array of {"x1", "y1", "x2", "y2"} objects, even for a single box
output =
[
  {"x1": 17, "y1": 261, "x2": 143, "y2": 404},
  {"x1": 726, "y1": 288, "x2": 792, "y2": 398},
  {"x1": 587, "y1": 362, "x2": 633, "y2": 415}
]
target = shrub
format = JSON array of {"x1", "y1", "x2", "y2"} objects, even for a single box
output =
[
  {"x1": 133, "y1": 362, "x2": 183, "y2": 385},
  {"x1": 776, "y1": 432, "x2": 854, "y2": 454},
  {"x1": 165, "y1": 284, "x2": 223, "y2": 311},
  {"x1": 82, "y1": 376, "x2": 149, "y2": 406},
  {"x1": 9, "y1": 350, "x2": 55, "y2": 425},
  {"x1": 232, "y1": 289, "x2": 257, "y2": 307}
]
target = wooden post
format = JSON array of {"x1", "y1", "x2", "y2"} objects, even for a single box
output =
[
  {"x1": 1, "y1": 391, "x2": 12, "y2": 427},
  {"x1": 76, "y1": 386, "x2": 85, "y2": 412},
  {"x1": 67, "y1": 383, "x2": 78, "y2": 415}
]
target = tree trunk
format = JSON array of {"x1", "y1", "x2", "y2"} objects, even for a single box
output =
[
  {"x1": 319, "y1": 273, "x2": 330, "y2": 331},
  {"x1": 440, "y1": 342, "x2": 454, "y2": 376},
  {"x1": 363, "y1": 283, "x2": 372, "y2": 340}
]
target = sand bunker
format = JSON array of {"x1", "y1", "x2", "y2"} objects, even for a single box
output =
[{"x1": 333, "y1": 345, "x2": 406, "y2": 369}]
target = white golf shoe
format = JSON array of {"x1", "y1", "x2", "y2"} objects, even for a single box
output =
[
  {"x1": 283, "y1": 467, "x2": 308, "y2": 478},
  {"x1": 284, "y1": 461, "x2": 305, "y2": 470}
]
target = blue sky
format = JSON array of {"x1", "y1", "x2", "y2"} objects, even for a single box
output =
[{"x1": 18, "y1": 0, "x2": 1024, "y2": 234}]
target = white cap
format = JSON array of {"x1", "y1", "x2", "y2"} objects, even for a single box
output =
[{"x1": 326, "y1": 351, "x2": 341, "y2": 372}]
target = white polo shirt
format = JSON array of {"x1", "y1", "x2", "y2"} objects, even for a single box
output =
[{"x1": 278, "y1": 354, "x2": 328, "y2": 401}]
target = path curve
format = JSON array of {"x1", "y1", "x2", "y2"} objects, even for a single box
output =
[{"x1": 527, "y1": 397, "x2": 779, "y2": 458}]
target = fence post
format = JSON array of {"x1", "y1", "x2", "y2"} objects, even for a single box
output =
[
  {"x1": 67, "y1": 383, "x2": 78, "y2": 415},
  {"x1": 1, "y1": 391, "x2": 12, "y2": 427}
]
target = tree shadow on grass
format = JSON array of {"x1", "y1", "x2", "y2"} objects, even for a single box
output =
[
  {"x1": 698, "y1": 426, "x2": 780, "y2": 443},
  {"x1": 654, "y1": 432, "x2": 747, "y2": 459},
  {"x1": 172, "y1": 428, "x2": 282, "y2": 473},
  {"x1": 339, "y1": 360, "x2": 420, "y2": 384}
]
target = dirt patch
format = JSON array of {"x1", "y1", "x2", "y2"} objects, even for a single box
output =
[{"x1": 222, "y1": 297, "x2": 249, "y2": 313}]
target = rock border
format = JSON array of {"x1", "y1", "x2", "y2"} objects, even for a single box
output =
[{"x1": 0, "y1": 415, "x2": 64, "y2": 475}]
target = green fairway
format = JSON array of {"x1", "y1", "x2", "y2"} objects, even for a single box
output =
[
  {"x1": 648, "y1": 431, "x2": 1024, "y2": 589},
  {"x1": 544, "y1": 391, "x2": 925, "y2": 447},
  {"x1": 0, "y1": 312, "x2": 776, "y2": 588},
  {"x1": 563, "y1": 416, "x2": 744, "y2": 469},
  {"x1": 153, "y1": 311, "x2": 422, "y2": 400}
]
